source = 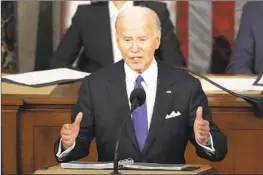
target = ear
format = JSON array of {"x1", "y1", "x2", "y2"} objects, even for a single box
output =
[
  {"x1": 155, "y1": 31, "x2": 161, "y2": 50},
  {"x1": 116, "y1": 32, "x2": 121, "y2": 49}
]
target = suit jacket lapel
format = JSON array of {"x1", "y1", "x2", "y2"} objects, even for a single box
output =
[
  {"x1": 142, "y1": 63, "x2": 176, "y2": 155},
  {"x1": 92, "y1": 2, "x2": 114, "y2": 65},
  {"x1": 107, "y1": 61, "x2": 141, "y2": 155}
]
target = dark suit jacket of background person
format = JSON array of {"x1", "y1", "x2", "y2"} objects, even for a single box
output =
[
  {"x1": 226, "y1": 2, "x2": 263, "y2": 74},
  {"x1": 49, "y1": 1, "x2": 186, "y2": 73},
  {"x1": 54, "y1": 60, "x2": 227, "y2": 164}
]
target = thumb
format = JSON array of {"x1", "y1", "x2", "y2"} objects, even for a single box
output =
[
  {"x1": 196, "y1": 107, "x2": 203, "y2": 121},
  {"x1": 73, "y1": 112, "x2": 83, "y2": 127}
]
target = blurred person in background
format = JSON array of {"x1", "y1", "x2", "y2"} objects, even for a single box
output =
[
  {"x1": 226, "y1": 1, "x2": 263, "y2": 74},
  {"x1": 49, "y1": 1, "x2": 186, "y2": 73}
]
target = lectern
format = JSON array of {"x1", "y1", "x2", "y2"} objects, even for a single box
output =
[{"x1": 34, "y1": 164, "x2": 217, "y2": 174}]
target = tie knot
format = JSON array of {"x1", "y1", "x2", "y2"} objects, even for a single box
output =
[{"x1": 135, "y1": 75, "x2": 144, "y2": 88}]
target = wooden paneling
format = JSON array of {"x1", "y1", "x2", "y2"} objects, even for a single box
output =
[
  {"x1": 2, "y1": 110, "x2": 18, "y2": 174},
  {"x1": 21, "y1": 110, "x2": 71, "y2": 174},
  {"x1": 1, "y1": 95, "x2": 22, "y2": 174},
  {"x1": 20, "y1": 109, "x2": 98, "y2": 174},
  {"x1": 34, "y1": 127, "x2": 62, "y2": 171},
  {"x1": 233, "y1": 130, "x2": 263, "y2": 174},
  {"x1": 185, "y1": 129, "x2": 234, "y2": 174},
  {"x1": 185, "y1": 110, "x2": 263, "y2": 174}
]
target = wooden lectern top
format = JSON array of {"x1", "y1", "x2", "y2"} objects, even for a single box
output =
[{"x1": 34, "y1": 165, "x2": 216, "y2": 174}]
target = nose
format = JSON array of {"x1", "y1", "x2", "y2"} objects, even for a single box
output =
[{"x1": 131, "y1": 41, "x2": 139, "y2": 53}]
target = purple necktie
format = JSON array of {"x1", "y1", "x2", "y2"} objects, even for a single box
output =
[{"x1": 133, "y1": 75, "x2": 148, "y2": 152}]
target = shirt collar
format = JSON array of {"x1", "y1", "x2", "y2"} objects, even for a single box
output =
[
  {"x1": 109, "y1": 1, "x2": 134, "y2": 19},
  {"x1": 124, "y1": 59, "x2": 158, "y2": 88}
]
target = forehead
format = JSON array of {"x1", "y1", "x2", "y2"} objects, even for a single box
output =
[{"x1": 116, "y1": 16, "x2": 155, "y2": 36}]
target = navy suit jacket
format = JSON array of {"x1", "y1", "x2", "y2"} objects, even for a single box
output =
[
  {"x1": 226, "y1": 2, "x2": 263, "y2": 74},
  {"x1": 54, "y1": 60, "x2": 227, "y2": 164}
]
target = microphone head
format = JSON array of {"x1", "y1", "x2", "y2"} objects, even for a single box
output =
[{"x1": 129, "y1": 88, "x2": 146, "y2": 108}]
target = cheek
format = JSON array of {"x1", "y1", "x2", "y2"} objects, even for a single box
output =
[
  {"x1": 120, "y1": 42, "x2": 131, "y2": 49},
  {"x1": 142, "y1": 44, "x2": 157, "y2": 55},
  {"x1": 138, "y1": 43, "x2": 150, "y2": 51},
  {"x1": 118, "y1": 45, "x2": 129, "y2": 55}
]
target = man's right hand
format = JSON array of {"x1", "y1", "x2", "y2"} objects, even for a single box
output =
[{"x1": 61, "y1": 112, "x2": 83, "y2": 149}]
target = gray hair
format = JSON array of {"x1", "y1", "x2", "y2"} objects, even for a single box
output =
[{"x1": 115, "y1": 6, "x2": 161, "y2": 32}]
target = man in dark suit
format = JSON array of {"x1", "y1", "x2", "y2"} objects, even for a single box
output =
[
  {"x1": 49, "y1": 1, "x2": 186, "y2": 73},
  {"x1": 226, "y1": 1, "x2": 263, "y2": 74},
  {"x1": 55, "y1": 6, "x2": 227, "y2": 164}
]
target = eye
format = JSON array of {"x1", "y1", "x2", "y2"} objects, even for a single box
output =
[
  {"x1": 124, "y1": 38, "x2": 131, "y2": 42},
  {"x1": 139, "y1": 38, "x2": 147, "y2": 42}
]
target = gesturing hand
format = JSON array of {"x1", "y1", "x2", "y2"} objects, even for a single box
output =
[
  {"x1": 194, "y1": 107, "x2": 210, "y2": 145},
  {"x1": 61, "y1": 112, "x2": 83, "y2": 149}
]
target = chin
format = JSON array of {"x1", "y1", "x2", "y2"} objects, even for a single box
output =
[{"x1": 130, "y1": 64, "x2": 144, "y2": 73}]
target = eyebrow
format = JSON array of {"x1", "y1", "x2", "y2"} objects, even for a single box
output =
[{"x1": 122, "y1": 34, "x2": 150, "y2": 37}]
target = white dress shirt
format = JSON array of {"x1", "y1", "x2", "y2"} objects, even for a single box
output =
[
  {"x1": 56, "y1": 59, "x2": 215, "y2": 159},
  {"x1": 124, "y1": 60, "x2": 158, "y2": 129},
  {"x1": 109, "y1": 1, "x2": 133, "y2": 63}
]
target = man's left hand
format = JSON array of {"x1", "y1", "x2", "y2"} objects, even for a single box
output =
[{"x1": 194, "y1": 107, "x2": 210, "y2": 145}]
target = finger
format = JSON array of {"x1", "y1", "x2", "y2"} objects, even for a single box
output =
[
  {"x1": 196, "y1": 134, "x2": 209, "y2": 143},
  {"x1": 73, "y1": 112, "x2": 83, "y2": 127},
  {"x1": 61, "y1": 125, "x2": 71, "y2": 136},
  {"x1": 196, "y1": 125, "x2": 210, "y2": 131},
  {"x1": 197, "y1": 123, "x2": 209, "y2": 130},
  {"x1": 197, "y1": 127, "x2": 210, "y2": 133},
  {"x1": 197, "y1": 130, "x2": 209, "y2": 137},
  {"x1": 61, "y1": 137, "x2": 72, "y2": 143},
  {"x1": 61, "y1": 129, "x2": 72, "y2": 136},
  {"x1": 61, "y1": 135, "x2": 72, "y2": 141},
  {"x1": 196, "y1": 107, "x2": 203, "y2": 121},
  {"x1": 196, "y1": 120, "x2": 209, "y2": 127},
  {"x1": 62, "y1": 141, "x2": 74, "y2": 148},
  {"x1": 62, "y1": 124, "x2": 71, "y2": 130}
]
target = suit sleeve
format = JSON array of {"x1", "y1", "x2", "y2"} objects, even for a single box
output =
[
  {"x1": 155, "y1": 3, "x2": 186, "y2": 67},
  {"x1": 226, "y1": 2, "x2": 255, "y2": 74},
  {"x1": 188, "y1": 78, "x2": 227, "y2": 162},
  {"x1": 49, "y1": 6, "x2": 84, "y2": 69},
  {"x1": 54, "y1": 76, "x2": 95, "y2": 162}
]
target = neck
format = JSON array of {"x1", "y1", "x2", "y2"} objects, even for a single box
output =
[
  {"x1": 113, "y1": 1, "x2": 126, "y2": 10},
  {"x1": 136, "y1": 60, "x2": 154, "y2": 74}
]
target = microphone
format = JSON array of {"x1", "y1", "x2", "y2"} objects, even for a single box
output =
[
  {"x1": 111, "y1": 88, "x2": 146, "y2": 174},
  {"x1": 174, "y1": 66, "x2": 263, "y2": 118},
  {"x1": 130, "y1": 88, "x2": 147, "y2": 112}
]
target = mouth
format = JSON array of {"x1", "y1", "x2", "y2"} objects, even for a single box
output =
[{"x1": 130, "y1": 57, "x2": 142, "y2": 63}]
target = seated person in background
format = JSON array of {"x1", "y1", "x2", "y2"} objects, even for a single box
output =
[
  {"x1": 226, "y1": 2, "x2": 263, "y2": 74},
  {"x1": 49, "y1": 1, "x2": 186, "y2": 73},
  {"x1": 54, "y1": 6, "x2": 227, "y2": 164}
]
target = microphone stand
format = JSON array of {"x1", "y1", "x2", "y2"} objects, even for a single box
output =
[
  {"x1": 174, "y1": 66, "x2": 263, "y2": 117},
  {"x1": 111, "y1": 102, "x2": 138, "y2": 174}
]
